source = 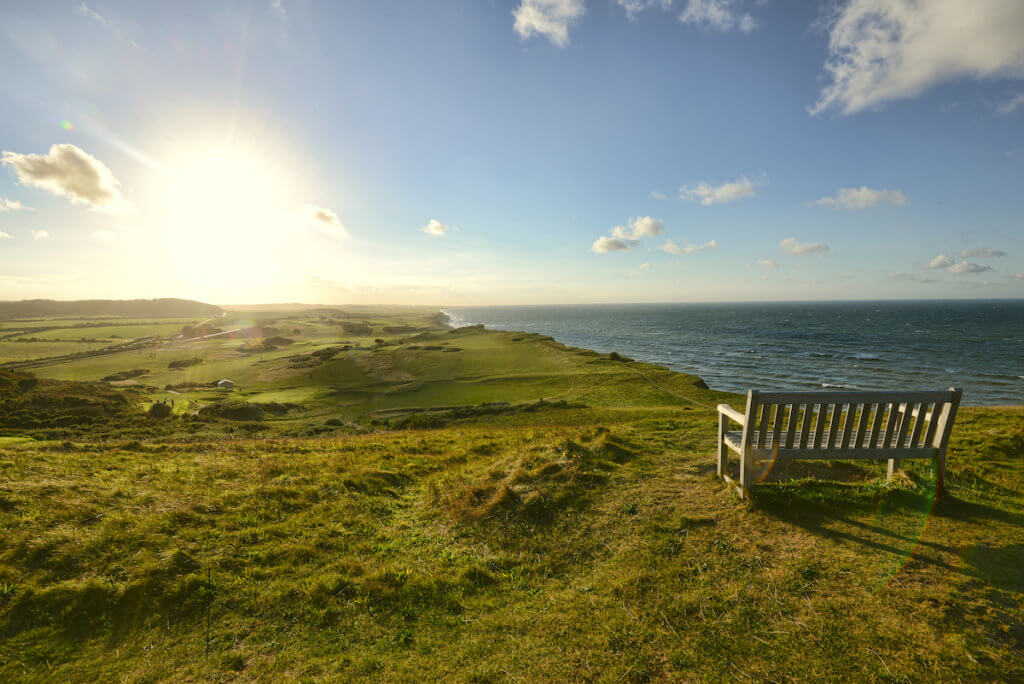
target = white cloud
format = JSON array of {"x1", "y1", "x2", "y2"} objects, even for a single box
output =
[
  {"x1": 779, "y1": 237, "x2": 829, "y2": 256},
  {"x1": 679, "y1": 0, "x2": 755, "y2": 32},
  {"x1": 271, "y1": 0, "x2": 287, "y2": 18},
  {"x1": 757, "y1": 257, "x2": 779, "y2": 268},
  {"x1": 421, "y1": 219, "x2": 451, "y2": 237},
  {"x1": 0, "y1": 198, "x2": 29, "y2": 212},
  {"x1": 811, "y1": 0, "x2": 1024, "y2": 116},
  {"x1": 0, "y1": 231, "x2": 11, "y2": 240},
  {"x1": 2, "y1": 144, "x2": 126, "y2": 210},
  {"x1": 679, "y1": 175, "x2": 759, "y2": 205},
  {"x1": 928, "y1": 253, "x2": 996, "y2": 274},
  {"x1": 948, "y1": 260, "x2": 992, "y2": 275},
  {"x1": 660, "y1": 238, "x2": 717, "y2": 255},
  {"x1": 93, "y1": 229, "x2": 115, "y2": 241},
  {"x1": 808, "y1": 186, "x2": 907, "y2": 211},
  {"x1": 592, "y1": 236, "x2": 631, "y2": 253},
  {"x1": 619, "y1": 0, "x2": 672, "y2": 20},
  {"x1": 78, "y1": 1, "x2": 107, "y2": 25},
  {"x1": 302, "y1": 204, "x2": 349, "y2": 239},
  {"x1": 611, "y1": 216, "x2": 663, "y2": 241},
  {"x1": 648, "y1": 191, "x2": 667, "y2": 200},
  {"x1": 997, "y1": 93, "x2": 1024, "y2": 116},
  {"x1": 30, "y1": 230, "x2": 49, "y2": 240},
  {"x1": 960, "y1": 247, "x2": 1005, "y2": 258},
  {"x1": 890, "y1": 272, "x2": 937, "y2": 283},
  {"x1": 513, "y1": 0, "x2": 584, "y2": 47},
  {"x1": 639, "y1": 261, "x2": 651, "y2": 269}
]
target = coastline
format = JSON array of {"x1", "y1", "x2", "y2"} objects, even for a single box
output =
[{"x1": 439, "y1": 304, "x2": 1024, "y2": 407}]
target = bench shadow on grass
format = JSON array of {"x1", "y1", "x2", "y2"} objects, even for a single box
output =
[{"x1": 740, "y1": 460, "x2": 1024, "y2": 597}]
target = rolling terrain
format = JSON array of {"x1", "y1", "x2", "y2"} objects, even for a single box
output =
[{"x1": 0, "y1": 303, "x2": 1021, "y2": 680}]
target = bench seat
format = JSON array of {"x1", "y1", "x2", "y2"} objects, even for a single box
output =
[{"x1": 722, "y1": 430, "x2": 937, "y2": 454}]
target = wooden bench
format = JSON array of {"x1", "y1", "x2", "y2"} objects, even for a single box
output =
[{"x1": 716, "y1": 388, "x2": 962, "y2": 499}]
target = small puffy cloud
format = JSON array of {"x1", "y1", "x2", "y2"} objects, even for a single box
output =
[
  {"x1": 928, "y1": 254, "x2": 955, "y2": 269},
  {"x1": 611, "y1": 216, "x2": 663, "y2": 241},
  {"x1": 639, "y1": 262, "x2": 651, "y2": 270},
  {"x1": 30, "y1": 229, "x2": 49, "y2": 240},
  {"x1": 660, "y1": 238, "x2": 717, "y2": 255},
  {"x1": 618, "y1": 0, "x2": 671, "y2": 20},
  {"x1": 890, "y1": 272, "x2": 937, "y2": 283},
  {"x1": 997, "y1": 94, "x2": 1024, "y2": 116},
  {"x1": 303, "y1": 204, "x2": 349, "y2": 239},
  {"x1": 0, "y1": 231, "x2": 11, "y2": 240},
  {"x1": 960, "y1": 247, "x2": 1005, "y2": 258},
  {"x1": 0, "y1": 198, "x2": 29, "y2": 212},
  {"x1": 779, "y1": 237, "x2": 829, "y2": 256},
  {"x1": 513, "y1": 0, "x2": 584, "y2": 47},
  {"x1": 811, "y1": 0, "x2": 1024, "y2": 115},
  {"x1": 2, "y1": 144, "x2": 125, "y2": 210},
  {"x1": 808, "y1": 187, "x2": 907, "y2": 211},
  {"x1": 948, "y1": 260, "x2": 992, "y2": 275},
  {"x1": 757, "y1": 257, "x2": 779, "y2": 268},
  {"x1": 679, "y1": 0, "x2": 755, "y2": 32},
  {"x1": 592, "y1": 237, "x2": 631, "y2": 253},
  {"x1": 648, "y1": 191, "x2": 667, "y2": 200},
  {"x1": 421, "y1": 219, "x2": 451, "y2": 237},
  {"x1": 679, "y1": 175, "x2": 759, "y2": 205},
  {"x1": 93, "y1": 229, "x2": 115, "y2": 241}
]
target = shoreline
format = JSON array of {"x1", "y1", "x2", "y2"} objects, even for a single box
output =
[{"x1": 438, "y1": 307, "x2": 1023, "y2": 408}]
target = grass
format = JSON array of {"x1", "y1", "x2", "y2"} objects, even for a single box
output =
[{"x1": 0, "y1": 305, "x2": 1021, "y2": 679}]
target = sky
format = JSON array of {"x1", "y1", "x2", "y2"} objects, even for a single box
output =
[{"x1": 1, "y1": 0, "x2": 1023, "y2": 306}]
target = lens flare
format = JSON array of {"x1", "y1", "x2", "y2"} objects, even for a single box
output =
[{"x1": 59, "y1": 120, "x2": 75, "y2": 131}]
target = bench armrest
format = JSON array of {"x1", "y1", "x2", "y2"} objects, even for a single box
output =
[{"x1": 717, "y1": 404, "x2": 745, "y2": 425}]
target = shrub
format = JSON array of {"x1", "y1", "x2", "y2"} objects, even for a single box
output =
[{"x1": 147, "y1": 402, "x2": 173, "y2": 418}]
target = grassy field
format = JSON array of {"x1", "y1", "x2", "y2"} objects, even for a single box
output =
[{"x1": 0, "y1": 305, "x2": 1021, "y2": 680}]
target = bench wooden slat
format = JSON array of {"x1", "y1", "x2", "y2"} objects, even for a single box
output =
[
  {"x1": 828, "y1": 404, "x2": 844, "y2": 449},
  {"x1": 785, "y1": 404, "x2": 800, "y2": 449},
  {"x1": 909, "y1": 401, "x2": 929, "y2": 447},
  {"x1": 772, "y1": 403, "x2": 787, "y2": 449},
  {"x1": 813, "y1": 401, "x2": 828, "y2": 449},
  {"x1": 868, "y1": 402, "x2": 886, "y2": 449},
  {"x1": 839, "y1": 403, "x2": 857, "y2": 450},
  {"x1": 894, "y1": 402, "x2": 914, "y2": 450},
  {"x1": 797, "y1": 403, "x2": 815, "y2": 449},
  {"x1": 922, "y1": 401, "x2": 940, "y2": 447},
  {"x1": 856, "y1": 402, "x2": 873, "y2": 448},
  {"x1": 758, "y1": 402, "x2": 771, "y2": 448},
  {"x1": 881, "y1": 402, "x2": 900, "y2": 448}
]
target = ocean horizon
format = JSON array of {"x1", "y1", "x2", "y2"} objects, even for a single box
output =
[{"x1": 445, "y1": 299, "x2": 1024, "y2": 407}]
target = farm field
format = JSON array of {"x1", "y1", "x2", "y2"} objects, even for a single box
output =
[{"x1": 0, "y1": 304, "x2": 1021, "y2": 680}]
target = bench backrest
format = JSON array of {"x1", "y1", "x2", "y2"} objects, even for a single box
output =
[{"x1": 740, "y1": 388, "x2": 962, "y2": 454}]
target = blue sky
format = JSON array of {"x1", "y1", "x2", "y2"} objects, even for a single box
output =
[{"x1": 1, "y1": 0, "x2": 1022, "y2": 304}]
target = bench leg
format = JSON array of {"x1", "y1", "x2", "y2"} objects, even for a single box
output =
[
  {"x1": 738, "y1": 449, "x2": 753, "y2": 499},
  {"x1": 935, "y1": 453, "x2": 946, "y2": 499},
  {"x1": 886, "y1": 457, "x2": 899, "y2": 482},
  {"x1": 717, "y1": 413, "x2": 727, "y2": 477}
]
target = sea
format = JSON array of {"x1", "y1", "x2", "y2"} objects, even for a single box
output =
[{"x1": 444, "y1": 300, "x2": 1024, "y2": 406}]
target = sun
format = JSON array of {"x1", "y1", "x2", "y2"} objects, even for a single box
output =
[{"x1": 157, "y1": 144, "x2": 300, "y2": 293}]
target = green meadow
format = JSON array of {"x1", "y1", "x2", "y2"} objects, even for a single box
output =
[{"x1": 0, "y1": 305, "x2": 1021, "y2": 680}]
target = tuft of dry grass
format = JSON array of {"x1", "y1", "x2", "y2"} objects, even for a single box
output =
[{"x1": 437, "y1": 430, "x2": 635, "y2": 522}]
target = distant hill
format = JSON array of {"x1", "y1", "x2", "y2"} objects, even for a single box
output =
[{"x1": 0, "y1": 298, "x2": 221, "y2": 320}]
